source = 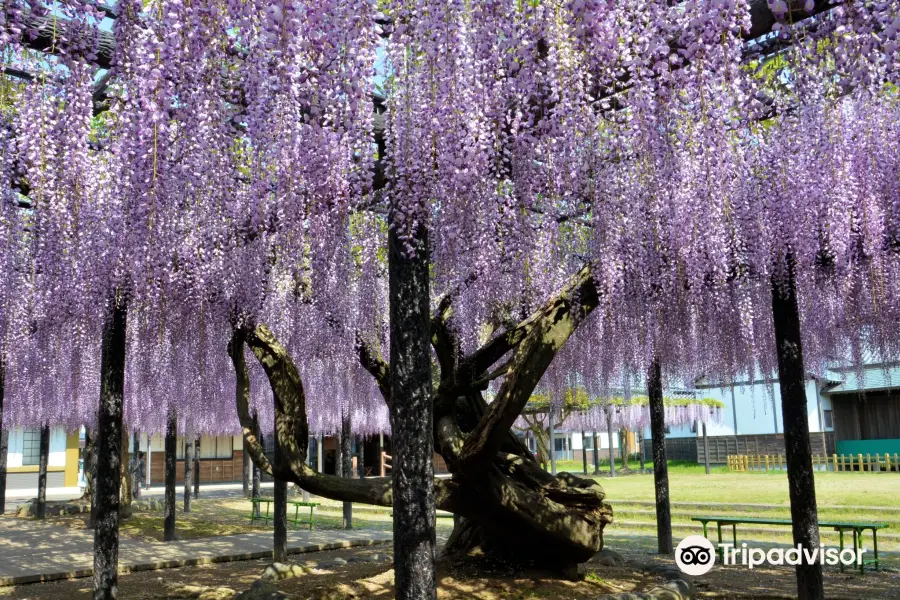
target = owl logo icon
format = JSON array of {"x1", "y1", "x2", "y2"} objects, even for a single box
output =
[{"x1": 675, "y1": 535, "x2": 716, "y2": 575}]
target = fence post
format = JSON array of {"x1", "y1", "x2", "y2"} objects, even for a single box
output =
[{"x1": 832, "y1": 453, "x2": 837, "y2": 472}]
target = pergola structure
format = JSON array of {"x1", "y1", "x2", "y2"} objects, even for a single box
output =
[{"x1": 2, "y1": 4, "x2": 897, "y2": 600}]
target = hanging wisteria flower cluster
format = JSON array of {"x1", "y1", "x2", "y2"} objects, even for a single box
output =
[{"x1": 1, "y1": 0, "x2": 899, "y2": 436}]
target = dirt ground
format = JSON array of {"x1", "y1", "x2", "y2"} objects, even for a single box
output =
[{"x1": 2, "y1": 540, "x2": 899, "y2": 600}]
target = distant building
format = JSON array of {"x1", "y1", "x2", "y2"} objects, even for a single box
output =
[{"x1": 2, "y1": 427, "x2": 81, "y2": 495}]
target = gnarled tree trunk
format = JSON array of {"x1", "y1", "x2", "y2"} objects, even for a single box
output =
[{"x1": 226, "y1": 264, "x2": 613, "y2": 570}]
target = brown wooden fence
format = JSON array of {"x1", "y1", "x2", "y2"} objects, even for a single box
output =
[{"x1": 700, "y1": 432, "x2": 834, "y2": 464}]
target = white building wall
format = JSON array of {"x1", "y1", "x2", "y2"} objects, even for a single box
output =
[
  {"x1": 4, "y1": 427, "x2": 68, "y2": 468},
  {"x1": 570, "y1": 431, "x2": 620, "y2": 451},
  {"x1": 660, "y1": 378, "x2": 832, "y2": 439}
]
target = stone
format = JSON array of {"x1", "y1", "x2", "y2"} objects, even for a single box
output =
[
  {"x1": 315, "y1": 557, "x2": 349, "y2": 570},
  {"x1": 658, "y1": 568, "x2": 684, "y2": 582},
  {"x1": 261, "y1": 562, "x2": 308, "y2": 582},
  {"x1": 647, "y1": 579, "x2": 692, "y2": 600},
  {"x1": 597, "y1": 593, "x2": 651, "y2": 600},
  {"x1": 16, "y1": 503, "x2": 34, "y2": 518},
  {"x1": 167, "y1": 584, "x2": 235, "y2": 599},
  {"x1": 232, "y1": 579, "x2": 290, "y2": 600},
  {"x1": 596, "y1": 549, "x2": 626, "y2": 567},
  {"x1": 561, "y1": 563, "x2": 587, "y2": 581}
]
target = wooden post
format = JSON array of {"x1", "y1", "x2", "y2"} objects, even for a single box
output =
[
  {"x1": 242, "y1": 438, "x2": 251, "y2": 497},
  {"x1": 377, "y1": 433, "x2": 383, "y2": 476},
  {"x1": 548, "y1": 410, "x2": 557, "y2": 475},
  {"x1": 702, "y1": 422, "x2": 710, "y2": 475},
  {"x1": 163, "y1": 409, "x2": 177, "y2": 542},
  {"x1": 273, "y1": 424, "x2": 287, "y2": 563},
  {"x1": 193, "y1": 435, "x2": 200, "y2": 499},
  {"x1": 132, "y1": 430, "x2": 141, "y2": 500},
  {"x1": 387, "y1": 215, "x2": 435, "y2": 600},
  {"x1": 607, "y1": 408, "x2": 616, "y2": 477},
  {"x1": 593, "y1": 432, "x2": 601, "y2": 474},
  {"x1": 318, "y1": 434, "x2": 325, "y2": 474},
  {"x1": 639, "y1": 431, "x2": 646, "y2": 471},
  {"x1": 93, "y1": 297, "x2": 128, "y2": 600},
  {"x1": 648, "y1": 358, "x2": 672, "y2": 555},
  {"x1": 250, "y1": 411, "x2": 261, "y2": 518},
  {"x1": 36, "y1": 424, "x2": 50, "y2": 519},
  {"x1": 581, "y1": 430, "x2": 588, "y2": 475},
  {"x1": 183, "y1": 436, "x2": 193, "y2": 513},
  {"x1": 341, "y1": 410, "x2": 353, "y2": 529},
  {"x1": 0, "y1": 356, "x2": 6, "y2": 517},
  {"x1": 771, "y1": 260, "x2": 824, "y2": 600}
]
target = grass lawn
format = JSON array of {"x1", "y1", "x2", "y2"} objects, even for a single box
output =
[{"x1": 595, "y1": 465, "x2": 900, "y2": 507}]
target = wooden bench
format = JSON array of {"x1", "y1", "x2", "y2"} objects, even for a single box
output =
[{"x1": 691, "y1": 515, "x2": 889, "y2": 573}]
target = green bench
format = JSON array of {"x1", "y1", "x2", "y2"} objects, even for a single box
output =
[
  {"x1": 249, "y1": 498, "x2": 320, "y2": 530},
  {"x1": 691, "y1": 515, "x2": 889, "y2": 573},
  {"x1": 289, "y1": 501, "x2": 320, "y2": 530}
]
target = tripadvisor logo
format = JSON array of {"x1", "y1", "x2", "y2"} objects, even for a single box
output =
[
  {"x1": 675, "y1": 535, "x2": 716, "y2": 576},
  {"x1": 674, "y1": 535, "x2": 867, "y2": 576}
]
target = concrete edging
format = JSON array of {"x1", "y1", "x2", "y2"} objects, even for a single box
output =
[{"x1": 0, "y1": 538, "x2": 389, "y2": 587}]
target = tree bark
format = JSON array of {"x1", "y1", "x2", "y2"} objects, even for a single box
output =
[
  {"x1": 648, "y1": 358, "x2": 673, "y2": 555},
  {"x1": 0, "y1": 357, "x2": 7, "y2": 516},
  {"x1": 388, "y1": 221, "x2": 436, "y2": 600},
  {"x1": 36, "y1": 424, "x2": 50, "y2": 519},
  {"x1": 92, "y1": 295, "x2": 127, "y2": 600},
  {"x1": 606, "y1": 410, "x2": 616, "y2": 478},
  {"x1": 341, "y1": 411, "x2": 353, "y2": 529},
  {"x1": 358, "y1": 436, "x2": 366, "y2": 479},
  {"x1": 592, "y1": 432, "x2": 600, "y2": 474},
  {"x1": 273, "y1": 430, "x2": 287, "y2": 563},
  {"x1": 620, "y1": 429, "x2": 629, "y2": 470},
  {"x1": 771, "y1": 260, "x2": 824, "y2": 600},
  {"x1": 183, "y1": 437, "x2": 193, "y2": 513},
  {"x1": 581, "y1": 431, "x2": 588, "y2": 475},
  {"x1": 194, "y1": 435, "x2": 200, "y2": 499},
  {"x1": 164, "y1": 409, "x2": 177, "y2": 542}
]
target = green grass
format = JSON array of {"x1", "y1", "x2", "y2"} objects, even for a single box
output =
[{"x1": 595, "y1": 469, "x2": 900, "y2": 507}]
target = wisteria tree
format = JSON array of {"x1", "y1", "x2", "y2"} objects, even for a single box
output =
[{"x1": 3, "y1": 2, "x2": 900, "y2": 600}]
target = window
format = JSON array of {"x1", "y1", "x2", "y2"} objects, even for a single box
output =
[
  {"x1": 690, "y1": 421, "x2": 697, "y2": 434},
  {"x1": 664, "y1": 426, "x2": 671, "y2": 434},
  {"x1": 554, "y1": 437, "x2": 568, "y2": 452},
  {"x1": 22, "y1": 428, "x2": 41, "y2": 466},
  {"x1": 583, "y1": 435, "x2": 593, "y2": 450},
  {"x1": 178, "y1": 436, "x2": 234, "y2": 460},
  {"x1": 823, "y1": 410, "x2": 833, "y2": 429}
]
